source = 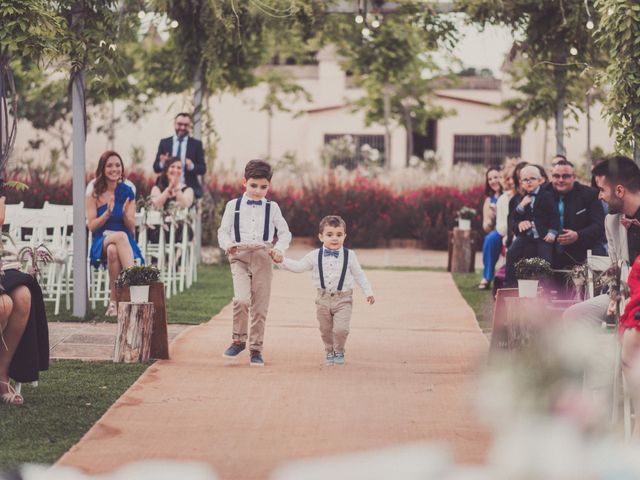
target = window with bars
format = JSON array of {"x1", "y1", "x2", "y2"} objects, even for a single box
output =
[
  {"x1": 323, "y1": 134, "x2": 385, "y2": 170},
  {"x1": 453, "y1": 135, "x2": 521, "y2": 166}
]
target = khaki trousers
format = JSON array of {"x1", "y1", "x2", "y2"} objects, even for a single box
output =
[
  {"x1": 229, "y1": 248, "x2": 273, "y2": 352},
  {"x1": 315, "y1": 289, "x2": 353, "y2": 354}
]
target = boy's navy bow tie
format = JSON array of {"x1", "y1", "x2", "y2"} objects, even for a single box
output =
[
  {"x1": 246, "y1": 199, "x2": 262, "y2": 206},
  {"x1": 324, "y1": 249, "x2": 339, "y2": 258}
]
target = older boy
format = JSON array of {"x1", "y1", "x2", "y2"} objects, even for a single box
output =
[
  {"x1": 217, "y1": 160, "x2": 291, "y2": 366},
  {"x1": 272, "y1": 215, "x2": 374, "y2": 366},
  {"x1": 505, "y1": 165, "x2": 560, "y2": 287}
]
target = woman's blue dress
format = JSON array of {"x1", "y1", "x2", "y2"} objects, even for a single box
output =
[{"x1": 89, "y1": 182, "x2": 144, "y2": 267}]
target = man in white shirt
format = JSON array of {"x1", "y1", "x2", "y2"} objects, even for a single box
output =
[{"x1": 274, "y1": 215, "x2": 374, "y2": 366}]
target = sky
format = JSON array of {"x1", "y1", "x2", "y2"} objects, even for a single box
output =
[{"x1": 451, "y1": 16, "x2": 515, "y2": 76}]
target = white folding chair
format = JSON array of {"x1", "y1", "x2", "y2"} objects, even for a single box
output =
[{"x1": 86, "y1": 230, "x2": 110, "y2": 309}]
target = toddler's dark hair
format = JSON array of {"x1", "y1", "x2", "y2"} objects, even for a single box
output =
[
  {"x1": 319, "y1": 215, "x2": 347, "y2": 234},
  {"x1": 244, "y1": 159, "x2": 272, "y2": 181}
]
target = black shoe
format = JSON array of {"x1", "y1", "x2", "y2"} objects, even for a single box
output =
[
  {"x1": 223, "y1": 342, "x2": 246, "y2": 358},
  {"x1": 250, "y1": 350, "x2": 264, "y2": 367}
]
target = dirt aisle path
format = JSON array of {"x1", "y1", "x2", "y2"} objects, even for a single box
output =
[{"x1": 57, "y1": 270, "x2": 490, "y2": 478}]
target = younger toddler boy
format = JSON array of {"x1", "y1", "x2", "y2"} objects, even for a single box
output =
[{"x1": 272, "y1": 215, "x2": 374, "y2": 365}]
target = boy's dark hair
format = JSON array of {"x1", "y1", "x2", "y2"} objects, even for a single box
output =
[
  {"x1": 244, "y1": 159, "x2": 273, "y2": 181},
  {"x1": 553, "y1": 159, "x2": 575, "y2": 169},
  {"x1": 319, "y1": 215, "x2": 347, "y2": 234},
  {"x1": 592, "y1": 155, "x2": 640, "y2": 192}
]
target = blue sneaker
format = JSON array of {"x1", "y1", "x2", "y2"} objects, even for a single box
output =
[
  {"x1": 333, "y1": 352, "x2": 345, "y2": 365},
  {"x1": 223, "y1": 342, "x2": 246, "y2": 358},
  {"x1": 325, "y1": 351, "x2": 335, "y2": 365},
  {"x1": 250, "y1": 350, "x2": 264, "y2": 367}
]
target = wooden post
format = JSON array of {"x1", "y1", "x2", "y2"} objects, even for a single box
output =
[
  {"x1": 450, "y1": 228, "x2": 474, "y2": 273},
  {"x1": 115, "y1": 282, "x2": 169, "y2": 359},
  {"x1": 114, "y1": 302, "x2": 155, "y2": 363}
]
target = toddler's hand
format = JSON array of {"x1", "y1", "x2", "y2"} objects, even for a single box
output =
[
  {"x1": 227, "y1": 245, "x2": 238, "y2": 255},
  {"x1": 367, "y1": 296, "x2": 375, "y2": 305},
  {"x1": 269, "y1": 249, "x2": 284, "y2": 263}
]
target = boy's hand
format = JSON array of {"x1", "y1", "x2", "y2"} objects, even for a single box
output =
[
  {"x1": 269, "y1": 249, "x2": 283, "y2": 263},
  {"x1": 227, "y1": 245, "x2": 238, "y2": 255},
  {"x1": 518, "y1": 220, "x2": 533, "y2": 232},
  {"x1": 367, "y1": 296, "x2": 375, "y2": 304},
  {"x1": 543, "y1": 233, "x2": 556, "y2": 244},
  {"x1": 520, "y1": 195, "x2": 533, "y2": 208}
]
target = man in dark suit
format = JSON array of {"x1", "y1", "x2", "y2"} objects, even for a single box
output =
[
  {"x1": 154, "y1": 112, "x2": 206, "y2": 198},
  {"x1": 546, "y1": 159, "x2": 606, "y2": 270}
]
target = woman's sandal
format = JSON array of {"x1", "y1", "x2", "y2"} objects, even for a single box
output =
[
  {"x1": 105, "y1": 301, "x2": 117, "y2": 317},
  {"x1": 0, "y1": 381, "x2": 24, "y2": 406}
]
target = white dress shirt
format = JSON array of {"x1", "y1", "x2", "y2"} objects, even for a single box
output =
[
  {"x1": 217, "y1": 194, "x2": 291, "y2": 252},
  {"x1": 281, "y1": 247, "x2": 374, "y2": 297},
  {"x1": 172, "y1": 134, "x2": 190, "y2": 184}
]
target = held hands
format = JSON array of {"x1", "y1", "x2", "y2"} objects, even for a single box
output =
[
  {"x1": 269, "y1": 248, "x2": 283, "y2": 263},
  {"x1": 367, "y1": 296, "x2": 375, "y2": 305}
]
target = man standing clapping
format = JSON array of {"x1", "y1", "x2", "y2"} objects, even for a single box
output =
[{"x1": 154, "y1": 113, "x2": 206, "y2": 198}]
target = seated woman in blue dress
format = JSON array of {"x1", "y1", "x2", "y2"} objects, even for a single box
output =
[{"x1": 86, "y1": 150, "x2": 144, "y2": 316}]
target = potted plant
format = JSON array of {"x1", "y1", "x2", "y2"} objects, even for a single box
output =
[
  {"x1": 115, "y1": 265, "x2": 160, "y2": 303},
  {"x1": 456, "y1": 206, "x2": 476, "y2": 231},
  {"x1": 514, "y1": 257, "x2": 552, "y2": 297}
]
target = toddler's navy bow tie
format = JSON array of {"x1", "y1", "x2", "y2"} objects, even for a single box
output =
[
  {"x1": 246, "y1": 199, "x2": 262, "y2": 206},
  {"x1": 324, "y1": 249, "x2": 339, "y2": 258}
]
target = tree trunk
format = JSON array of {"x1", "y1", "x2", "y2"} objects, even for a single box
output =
[
  {"x1": 114, "y1": 302, "x2": 155, "y2": 363},
  {"x1": 554, "y1": 60, "x2": 567, "y2": 156},
  {"x1": 634, "y1": 143, "x2": 640, "y2": 167},
  {"x1": 115, "y1": 282, "x2": 169, "y2": 359},
  {"x1": 586, "y1": 91, "x2": 592, "y2": 164},
  {"x1": 192, "y1": 65, "x2": 205, "y2": 263},
  {"x1": 71, "y1": 5, "x2": 87, "y2": 318},
  {"x1": 404, "y1": 107, "x2": 413, "y2": 167},
  {"x1": 450, "y1": 228, "x2": 475, "y2": 273},
  {"x1": 267, "y1": 112, "x2": 272, "y2": 159},
  {"x1": 383, "y1": 83, "x2": 392, "y2": 169}
]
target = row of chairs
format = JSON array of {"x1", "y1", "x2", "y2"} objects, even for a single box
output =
[{"x1": 3, "y1": 201, "x2": 199, "y2": 315}]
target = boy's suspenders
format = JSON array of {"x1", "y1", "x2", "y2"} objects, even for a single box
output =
[
  {"x1": 318, "y1": 247, "x2": 349, "y2": 291},
  {"x1": 233, "y1": 197, "x2": 271, "y2": 243}
]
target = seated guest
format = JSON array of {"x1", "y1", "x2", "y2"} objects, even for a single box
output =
[
  {"x1": 546, "y1": 159, "x2": 606, "y2": 272},
  {"x1": 479, "y1": 167, "x2": 503, "y2": 290},
  {"x1": 149, "y1": 157, "x2": 195, "y2": 242},
  {"x1": 492, "y1": 162, "x2": 518, "y2": 292},
  {"x1": 505, "y1": 165, "x2": 560, "y2": 287},
  {"x1": 86, "y1": 151, "x2": 144, "y2": 316},
  {"x1": 0, "y1": 195, "x2": 49, "y2": 405}
]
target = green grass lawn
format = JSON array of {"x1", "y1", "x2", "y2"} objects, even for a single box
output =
[
  {"x1": 0, "y1": 360, "x2": 148, "y2": 470},
  {"x1": 451, "y1": 271, "x2": 495, "y2": 333},
  {"x1": 46, "y1": 264, "x2": 233, "y2": 325}
]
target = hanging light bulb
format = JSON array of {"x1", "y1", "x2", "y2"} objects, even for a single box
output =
[
  {"x1": 170, "y1": 20, "x2": 179, "y2": 28},
  {"x1": 355, "y1": 14, "x2": 364, "y2": 24},
  {"x1": 570, "y1": 47, "x2": 578, "y2": 56},
  {"x1": 371, "y1": 18, "x2": 381, "y2": 29},
  {"x1": 586, "y1": 20, "x2": 594, "y2": 30},
  {"x1": 362, "y1": 27, "x2": 371, "y2": 38},
  {"x1": 137, "y1": 10, "x2": 146, "y2": 20}
]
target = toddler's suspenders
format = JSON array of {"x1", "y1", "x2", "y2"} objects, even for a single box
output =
[
  {"x1": 318, "y1": 247, "x2": 349, "y2": 291},
  {"x1": 233, "y1": 197, "x2": 271, "y2": 243}
]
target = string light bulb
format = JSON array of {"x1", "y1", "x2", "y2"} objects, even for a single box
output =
[
  {"x1": 362, "y1": 27, "x2": 371, "y2": 38},
  {"x1": 371, "y1": 19, "x2": 381, "y2": 28},
  {"x1": 570, "y1": 47, "x2": 578, "y2": 56},
  {"x1": 355, "y1": 14, "x2": 364, "y2": 24},
  {"x1": 170, "y1": 20, "x2": 179, "y2": 28},
  {"x1": 586, "y1": 20, "x2": 594, "y2": 30},
  {"x1": 137, "y1": 10, "x2": 146, "y2": 20}
]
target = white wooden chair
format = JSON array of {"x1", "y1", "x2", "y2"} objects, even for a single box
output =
[{"x1": 86, "y1": 230, "x2": 110, "y2": 309}]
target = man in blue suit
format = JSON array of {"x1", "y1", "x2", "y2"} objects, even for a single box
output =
[{"x1": 154, "y1": 113, "x2": 206, "y2": 198}]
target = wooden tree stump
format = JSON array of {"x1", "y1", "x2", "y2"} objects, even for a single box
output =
[
  {"x1": 115, "y1": 282, "x2": 169, "y2": 359},
  {"x1": 449, "y1": 228, "x2": 475, "y2": 273},
  {"x1": 114, "y1": 302, "x2": 155, "y2": 363}
]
